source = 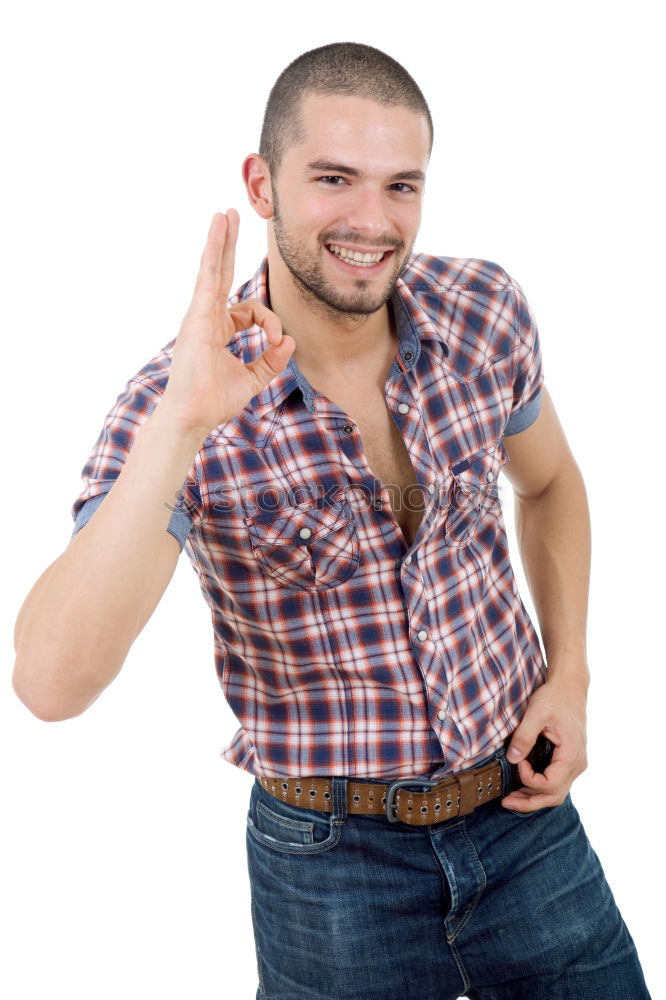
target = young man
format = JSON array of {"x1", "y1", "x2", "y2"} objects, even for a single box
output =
[{"x1": 13, "y1": 43, "x2": 650, "y2": 999}]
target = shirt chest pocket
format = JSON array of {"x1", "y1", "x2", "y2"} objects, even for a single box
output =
[
  {"x1": 243, "y1": 499, "x2": 360, "y2": 591},
  {"x1": 443, "y1": 442, "x2": 507, "y2": 547}
]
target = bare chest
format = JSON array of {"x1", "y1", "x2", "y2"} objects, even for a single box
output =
[{"x1": 328, "y1": 389, "x2": 425, "y2": 548}]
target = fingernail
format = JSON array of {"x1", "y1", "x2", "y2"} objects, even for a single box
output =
[{"x1": 507, "y1": 747, "x2": 522, "y2": 763}]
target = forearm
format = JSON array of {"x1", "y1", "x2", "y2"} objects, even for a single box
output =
[
  {"x1": 13, "y1": 403, "x2": 205, "y2": 720},
  {"x1": 514, "y1": 460, "x2": 591, "y2": 693}
]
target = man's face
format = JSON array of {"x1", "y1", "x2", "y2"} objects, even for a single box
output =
[{"x1": 269, "y1": 93, "x2": 430, "y2": 318}]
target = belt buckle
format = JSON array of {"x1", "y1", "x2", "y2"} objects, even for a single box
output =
[{"x1": 385, "y1": 777, "x2": 441, "y2": 824}]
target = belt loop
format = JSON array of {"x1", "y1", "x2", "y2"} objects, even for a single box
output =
[
  {"x1": 496, "y1": 744, "x2": 512, "y2": 795},
  {"x1": 331, "y1": 776, "x2": 348, "y2": 820}
]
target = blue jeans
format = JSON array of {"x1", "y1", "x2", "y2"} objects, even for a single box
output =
[{"x1": 245, "y1": 749, "x2": 650, "y2": 999}]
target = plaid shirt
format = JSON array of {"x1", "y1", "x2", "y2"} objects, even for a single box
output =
[{"x1": 71, "y1": 254, "x2": 546, "y2": 781}]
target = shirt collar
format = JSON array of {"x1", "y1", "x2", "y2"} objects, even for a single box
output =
[{"x1": 234, "y1": 256, "x2": 449, "y2": 421}]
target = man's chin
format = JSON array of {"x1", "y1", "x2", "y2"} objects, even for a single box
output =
[
  {"x1": 290, "y1": 272, "x2": 389, "y2": 318},
  {"x1": 334, "y1": 299, "x2": 387, "y2": 316},
  {"x1": 317, "y1": 276, "x2": 399, "y2": 316},
  {"x1": 280, "y1": 247, "x2": 402, "y2": 319},
  {"x1": 320, "y1": 292, "x2": 390, "y2": 317}
]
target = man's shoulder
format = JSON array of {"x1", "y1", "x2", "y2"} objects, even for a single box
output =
[
  {"x1": 397, "y1": 254, "x2": 527, "y2": 374},
  {"x1": 400, "y1": 253, "x2": 516, "y2": 293}
]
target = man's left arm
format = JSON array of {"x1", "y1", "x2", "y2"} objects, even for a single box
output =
[{"x1": 499, "y1": 384, "x2": 591, "y2": 812}]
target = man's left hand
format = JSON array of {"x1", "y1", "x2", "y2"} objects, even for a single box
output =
[{"x1": 501, "y1": 676, "x2": 588, "y2": 813}]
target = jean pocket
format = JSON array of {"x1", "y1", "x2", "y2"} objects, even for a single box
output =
[
  {"x1": 444, "y1": 442, "x2": 507, "y2": 547},
  {"x1": 244, "y1": 498, "x2": 360, "y2": 591},
  {"x1": 246, "y1": 784, "x2": 344, "y2": 855}
]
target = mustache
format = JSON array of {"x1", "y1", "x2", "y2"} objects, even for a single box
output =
[{"x1": 320, "y1": 231, "x2": 403, "y2": 251}]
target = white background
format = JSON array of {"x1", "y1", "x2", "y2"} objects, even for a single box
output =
[{"x1": 1, "y1": 1, "x2": 663, "y2": 997}]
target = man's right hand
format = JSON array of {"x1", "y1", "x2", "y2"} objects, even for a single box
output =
[{"x1": 159, "y1": 210, "x2": 295, "y2": 438}]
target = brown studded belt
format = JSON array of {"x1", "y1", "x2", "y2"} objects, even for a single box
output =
[{"x1": 257, "y1": 736, "x2": 553, "y2": 827}]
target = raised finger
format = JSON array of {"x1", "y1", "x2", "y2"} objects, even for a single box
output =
[
  {"x1": 193, "y1": 212, "x2": 228, "y2": 306},
  {"x1": 219, "y1": 208, "x2": 240, "y2": 301}
]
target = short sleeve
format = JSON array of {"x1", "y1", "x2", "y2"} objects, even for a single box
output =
[
  {"x1": 503, "y1": 277, "x2": 545, "y2": 437},
  {"x1": 70, "y1": 374, "x2": 202, "y2": 552}
]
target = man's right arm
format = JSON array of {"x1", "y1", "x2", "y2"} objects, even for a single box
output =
[
  {"x1": 12, "y1": 209, "x2": 295, "y2": 722},
  {"x1": 12, "y1": 408, "x2": 206, "y2": 721}
]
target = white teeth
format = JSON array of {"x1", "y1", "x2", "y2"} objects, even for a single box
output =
[{"x1": 328, "y1": 244, "x2": 386, "y2": 266}]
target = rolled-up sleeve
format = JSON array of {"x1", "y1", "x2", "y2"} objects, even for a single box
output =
[
  {"x1": 503, "y1": 277, "x2": 545, "y2": 437},
  {"x1": 70, "y1": 372, "x2": 201, "y2": 551}
]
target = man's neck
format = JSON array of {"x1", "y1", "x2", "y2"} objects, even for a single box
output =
[{"x1": 265, "y1": 253, "x2": 397, "y2": 385}]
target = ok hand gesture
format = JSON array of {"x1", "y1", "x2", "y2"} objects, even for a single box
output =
[{"x1": 160, "y1": 210, "x2": 295, "y2": 438}]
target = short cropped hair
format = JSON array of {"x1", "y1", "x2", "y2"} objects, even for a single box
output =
[{"x1": 259, "y1": 42, "x2": 433, "y2": 179}]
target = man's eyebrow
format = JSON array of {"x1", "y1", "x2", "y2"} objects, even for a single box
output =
[
  {"x1": 388, "y1": 169, "x2": 426, "y2": 183},
  {"x1": 305, "y1": 159, "x2": 425, "y2": 184},
  {"x1": 306, "y1": 160, "x2": 361, "y2": 177}
]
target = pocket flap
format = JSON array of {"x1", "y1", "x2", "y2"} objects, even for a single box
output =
[
  {"x1": 444, "y1": 442, "x2": 507, "y2": 547},
  {"x1": 244, "y1": 501, "x2": 350, "y2": 547},
  {"x1": 450, "y1": 444, "x2": 506, "y2": 509}
]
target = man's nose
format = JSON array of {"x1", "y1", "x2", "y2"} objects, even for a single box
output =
[{"x1": 344, "y1": 185, "x2": 392, "y2": 240}]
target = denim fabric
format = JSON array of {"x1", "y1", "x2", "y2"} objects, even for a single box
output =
[{"x1": 245, "y1": 751, "x2": 650, "y2": 999}]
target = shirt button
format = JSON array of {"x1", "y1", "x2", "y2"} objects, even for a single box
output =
[
  {"x1": 299, "y1": 527, "x2": 312, "y2": 540},
  {"x1": 427, "y1": 482, "x2": 436, "y2": 495},
  {"x1": 403, "y1": 351, "x2": 413, "y2": 362},
  {"x1": 343, "y1": 424, "x2": 354, "y2": 434},
  {"x1": 397, "y1": 403, "x2": 410, "y2": 415},
  {"x1": 486, "y1": 470, "x2": 494, "y2": 482},
  {"x1": 404, "y1": 555, "x2": 412, "y2": 565},
  {"x1": 417, "y1": 629, "x2": 428, "y2": 641},
  {"x1": 437, "y1": 709, "x2": 446, "y2": 721}
]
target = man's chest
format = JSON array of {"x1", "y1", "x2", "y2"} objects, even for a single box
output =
[
  {"x1": 315, "y1": 383, "x2": 425, "y2": 547},
  {"x1": 202, "y1": 346, "x2": 515, "y2": 566}
]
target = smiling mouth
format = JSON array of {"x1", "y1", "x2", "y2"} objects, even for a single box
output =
[{"x1": 326, "y1": 243, "x2": 393, "y2": 268}]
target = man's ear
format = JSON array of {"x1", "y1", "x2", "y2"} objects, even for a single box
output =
[{"x1": 242, "y1": 154, "x2": 274, "y2": 220}]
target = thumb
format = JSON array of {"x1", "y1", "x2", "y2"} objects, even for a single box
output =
[
  {"x1": 506, "y1": 709, "x2": 545, "y2": 764},
  {"x1": 246, "y1": 335, "x2": 296, "y2": 394}
]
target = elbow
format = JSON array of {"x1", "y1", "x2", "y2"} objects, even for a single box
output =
[
  {"x1": 21, "y1": 702, "x2": 75, "y2": 724},
  {"x1": 12, "y1": 658, "x2": 89, "y2": 723}
]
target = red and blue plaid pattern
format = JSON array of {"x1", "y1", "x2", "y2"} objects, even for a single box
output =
[{"x1": 72, "y1": 253, "x2": 546, "y2": 780}]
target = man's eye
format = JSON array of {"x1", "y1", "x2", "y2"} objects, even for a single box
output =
[
  {"x1": 390, "y1": 183, "x2": 416, "y2": 193},
  {"x1": 319, "y1": 175, "x2": 346, "y2": 185}
]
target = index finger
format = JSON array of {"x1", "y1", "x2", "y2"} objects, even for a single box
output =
[{"x1": 228, "y1": 298, "x2": 283, "y2": 343}]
